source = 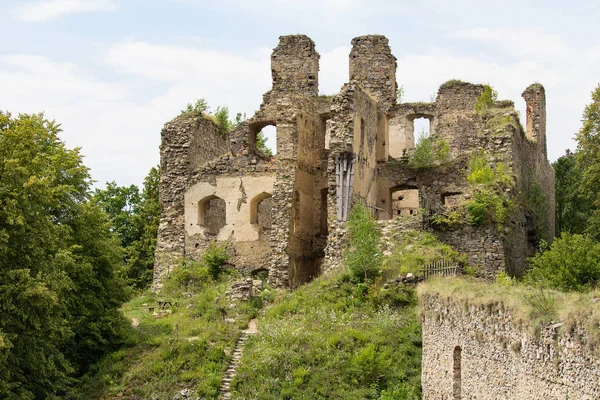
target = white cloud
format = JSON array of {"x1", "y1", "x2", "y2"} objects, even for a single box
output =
[
  {"x1": 13, "y1": 0, "x2": 117, "y2": 22},
  {"x1": 1, "y1": 28, "x2": 597, "y2": 187},
  {"x1": 451, "y1": 27, "x2": 571, "y2": 60}
]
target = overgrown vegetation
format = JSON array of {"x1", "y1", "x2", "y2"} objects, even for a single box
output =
[
  {"x1": 228, "y1": 226, "x2": 465, "y2": 399},
  {"x1": 419, "y1": 278, "x2": 600, "y2": 341},
  {"x1": 94, "y1": 166, "x2": 160, "y2": 289},
  {"x1": 440, "y1": 79, "x2": 467, "y2": 89},
  {"x1": 474, "y1": 84, "x2": 498, "y2": 114},
  {"x1": 524, "y1": 233, "x2": 600, "y2": 292},
  {"x1": 465, "y1": 151, "x2": 513, "y2": 226},
  {"x1": 0, "y1": 111, "x2": 131, "y2": 398},
  {"x1": 345, "y1": 202, "x2": 382, "y2": 281},
  {"x1": 232, "y1": 273, "x2": 422, "y2": 399},
  {"x1": 381, "y1": 230, "x2": 466, "y2": 276},
  {"x1": 408, "y1": 131, "x2": 450, "y2": 170},
  {"x1": 77, "y1": 248, "x2": 266, "y2": 399},
  {"x1": 180, "y1": 98, "x2": 273, "y2": 156}
]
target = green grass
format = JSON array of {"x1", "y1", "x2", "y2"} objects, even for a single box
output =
[
  {"x1": 77, "y1": 274, "x2": 264, "y2": 400},
  {"x1": 231, "y1": 271, "x2": 422, "y2": 399}
]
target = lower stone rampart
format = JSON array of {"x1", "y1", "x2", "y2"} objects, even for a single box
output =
[{"x1": 420, "y1": 285, "x2": 600, "y2": 400}]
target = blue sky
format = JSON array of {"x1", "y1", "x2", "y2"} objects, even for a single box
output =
[{"x1": 1, "y1": 0, "x2": 598, "y2": 187}]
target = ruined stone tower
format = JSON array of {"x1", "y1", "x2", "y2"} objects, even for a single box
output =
[{"x1": 152, "y1": 34, "x2": 555, "y2": 290}]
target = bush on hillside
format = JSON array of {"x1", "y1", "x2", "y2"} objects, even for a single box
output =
[{"x1": 525, "y1": 232, "x2": 600, "y2": 292}]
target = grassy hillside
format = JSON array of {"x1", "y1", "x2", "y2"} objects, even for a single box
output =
[
  {"x1": 79, "y1": 229, "x2": 460, "y2": 399},
  {"x1": 231, "y1": 271, "x2": 422, "y2": 399},
  {"x1": 77, "y1": 264, "x2": 265, "y2": 399}
]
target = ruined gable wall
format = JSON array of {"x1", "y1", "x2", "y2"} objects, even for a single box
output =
[
  {"x1": 421, "y1": 293, "x2": 600, "y2": 400},
  {"x1": 153, "y1": 115, "x2": 230, "y2": 288},
  {"x1": 349, "y1": 35, "x2": 397, "y2": 111}
]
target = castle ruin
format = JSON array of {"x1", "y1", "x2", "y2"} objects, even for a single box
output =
[{"x1": 152, "y1": 34, "x2": 555, "y2": 289}]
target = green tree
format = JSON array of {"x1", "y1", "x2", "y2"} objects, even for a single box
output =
[
  {"x1": 576, "y1": 84, "x2": 600, "y2": 240},
  {"x1": 408, "y1": 131, "x2": 450, "y2": 170},
  {"x1": 93, "y1": 182, "x2": 141, "y2": 248},
  {"x1": 95, "y1": 167, "x2": 161, "y2": 289},
  {"x1": 345, "y1": 203, "x2": 382, "y2": 281},
  {"x1": 525, "y1": 232, "x2": 600, "y2": 292},
  {"x1": 553, "y1": 150, "x2": 589, "y2": 235},
  {"x1": 125, "y1": 166, "x2": 161, "y2": 288},
  {"x1": 0, "y1": 112, "x2": 129, "y2": 398}
]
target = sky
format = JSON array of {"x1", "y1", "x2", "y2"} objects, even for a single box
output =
[{"x1": 1, "y1": 0, "x2": 598, "y2": 188}]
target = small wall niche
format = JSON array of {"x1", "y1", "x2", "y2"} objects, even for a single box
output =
[{"x1": 198, "y1": 195, "x2": 226, "y2": 236}]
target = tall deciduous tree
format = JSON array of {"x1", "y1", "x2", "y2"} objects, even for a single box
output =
[
  {"x1": 553, "y1": 150, "x2": 589, "y2": 235},
  {"x1": 0, "y1": 112, "x2": 129, "y2": 398},
  {"x1": 576, "y1": 84, "x2": 600, "y2": 240}
]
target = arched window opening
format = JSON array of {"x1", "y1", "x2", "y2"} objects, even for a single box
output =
[
  {"x1": 251, "y1": 268, "x2": 269, "y2": 282},
  {"x1": 453, "y1": 346, "x2": 462, "y2": 400},
  {"x1": 198, "y1": 195, "x2": 226, "y2": 236},
  {"x1": 390, "y1": 185, "x2": 419, "y2": 217},
  {"x1": 249, "y1": 121, "x2": 277, "y2": 157},
  {"x1": 250, "y1": 192, "x2": 273, "y2": 231},
  {"x1": 413, "y1": 116, "x2": 431, "y2": 139}
]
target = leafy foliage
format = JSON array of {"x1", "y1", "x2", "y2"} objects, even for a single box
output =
[
  {"x1": 256, "y1": 130, "x2": 274, "y2": 157},
  {"x1": 474, "y1": 84, "x2": 498, "y2": 114},
  {"x1": 465, "y1": 151, "x2": 512, "y2": 226},
  {"x1": 396, "y1": 85, "x2": 405, "y2": 103},
  {"x1": 575, "y1": 84, "x2": 600, "y2": 240},
  {"x1": 525, "y1": 233, "x2": 600, "y2": 292},
  {"x1": 553, "y1": 150, "x2": 589, "y2": 235},
  {"x1": 181, "y1": 98, "x2": 209, "y2": 115},
  {"x1": 0, "y1": 111, "x2": 130, "y2": 398},
  {"x1": 408, "y1": 132, "x2": 451, "y2": 170},
  {"x1": 203, "y1": 242, "x2": 230, "y2": 280},
  {"x1": 94, "y1": 167, "x2": 161, "y2": 289},
  {"x1": 345, "y1": 203, "x2": 382, "y2": 281}
]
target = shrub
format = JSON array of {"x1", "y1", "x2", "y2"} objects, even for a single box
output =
[
  {"x1": 408, "y1": 132, "x2": 451, "y2": 170},
  {"x1": 345, "y1": 203, "x2": 382, "y2": 281},
  {"x1": 524, "y1": 232, "x2": 600, "y2": 292},
  {"x1": 163, "y1": 259, "x2": 210, "y2": 292},
  {"x1": 180, "y1": 98, "x2": 209, "y2": 116},
  {"x1": 408, "y1": 132, "x2": 435, "y2": 170},
  {"x1": 465, "y1": 152, "x2": 513, "y2": 226},
  {"x1": 202, "y1": 242, "x2": 230, "y2": 280},
  {"x1": 475, "y1": 85, "x2": 498, "y2": 114}
]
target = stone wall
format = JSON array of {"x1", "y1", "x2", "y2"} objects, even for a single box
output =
[
  {"x1": 153, "y1": 115, "x2": 229, "y2": 288},
  {"x1": 153, "y1": 34, "x2": 556, "y2": 290},
  {"x1": 421, "y1": 288, "x2": 600, "y2": 400},
  {"x1": 388, "y1": 102, "x2": 436, "y2": 159},
  {"x1": 349, "y1": 35, "x2": 397, "y2": 111}
]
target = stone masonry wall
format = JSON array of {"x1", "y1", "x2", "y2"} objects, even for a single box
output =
[
  {"x1": 349, "y1": 35, "x2": 397, "y2": 111},
  {"x1": 421, "y1": 292, "x2": 600, "y2": 400},
  {"x1": 153, "y1": 115, "x2": 229, "y2": 288}
]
